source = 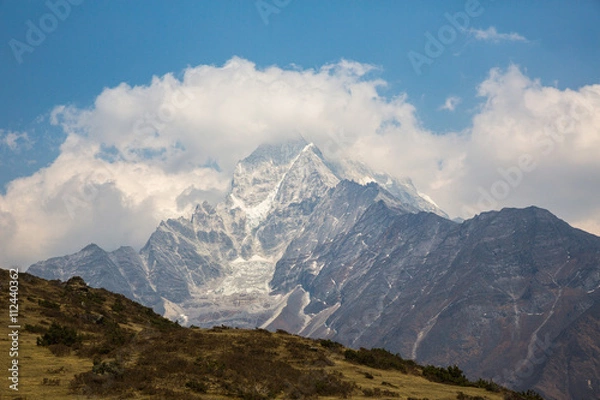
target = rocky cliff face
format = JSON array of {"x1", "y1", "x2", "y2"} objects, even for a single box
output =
[
  {"x1": 30, "y1": 139, "x2": 441, "y2": 325},
  {"x1": 267, "y1": 203, "x2": 600, "y2": 399},
  {"x1": 28, "y1": 139, "x2": 600, "y2": 399},
  {"x1": 29, "y1": 243, "x2": 164, "y2": 313}
]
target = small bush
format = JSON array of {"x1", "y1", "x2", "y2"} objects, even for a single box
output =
[
  {"x1": 254, "y1": 327, "x2": 272, "y2": 335},
  {"x1": 111, "y1": 298, "x2": 125, "y2": 312},
  {"x1": 85, "y1": 291, "x2": 106, "y2": 305},
  {"x1": 37, "y1": 323, "x2": 80, "y2": 347},
  {"x1": 503, "y1": 390, "x2": 545, "y2": 400},
  {"x1": 70, "y1": 359, "x2": 126, "y2": 396},
  {"x1": 422, "y1": 364, "x2": 469, "y2": 386},
  {"x1": 92, "y1": 359, "x2": 124, "y2": 377},
  {"x1": 299, "y1": 370, "x2": 355, "y2": 398},
  {"x1": 185, "y1": 380, "x2": 208, "y2": 393},
  {"x1": 47, "y1": 366, "x2": 65, "y2": 374},
  {"x1": 319, "y1": 338, "x2": 343, "y2": 351},
  {"x1": 474, "y1": 378, "x2": 501, "y2": 392},
  {"x1": 520, "y1": 390, "x2": 544, "y2": 400},
  {"x1": 344, "y1": 348, "x2": 409, "y2": 373},
  {"x1": 194, "y1": 356, "x2": 226, "y2": 376},
  {"x1": 38, "y1": 299, "x2": 61, "y2": 309},
  {"x1": 103, "y1": 320, "x2": 133, "y2": 346},
  {"x1": 362, "y1": 387, "x2": 400, "y2": 397},
  {"x1": 42, "y1": 377, "x2": 61, "y2": 386}
]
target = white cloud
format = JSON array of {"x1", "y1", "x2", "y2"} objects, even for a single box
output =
[
  {"x1": 469, "y1": 26, "x2": 529, "y2": 43},
  {"x1": 0, "y1": 58, "x2": 599, "y2": 269},
  {"x1": 445, "y1": 65, "x2": 600, "y2": 227},
  {"x1": 439, "y1": 96, "x2": 461, "y2": 111},
  {"x1": 0, "y1": 130, "x2": 32, "y2": 152}
]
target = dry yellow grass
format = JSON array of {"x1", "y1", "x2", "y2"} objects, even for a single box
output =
[
  {"x1": 0, "y1": 332, "x2": 93, "y2": 399},
  {"x1": 0, "y1": 330, "x2": 503, "y2": 400},
  {"x1": 327, "y1": 352, "x2": 505, "y2": 400},
  {"x1": 1, "y1": 270, "x2": 521, "y2": 399}
]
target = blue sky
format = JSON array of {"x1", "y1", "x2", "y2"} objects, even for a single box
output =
[
  {"x1": 1, "y1": 0, "x2": 598, "y2": 185},
  {"x1": 1, "y1": 0, "x2": 599, "y2": 267}
]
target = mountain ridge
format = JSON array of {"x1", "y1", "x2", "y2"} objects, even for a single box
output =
[
  {"x1": 30, "y1": 139, "x2": 441, "y2": 329},
  {"x1": 27, "y1": 140, "x2": 600, "y2": 399},
  {"x1": 2, "y1": 268, "x2": 543, "y2": 400}
]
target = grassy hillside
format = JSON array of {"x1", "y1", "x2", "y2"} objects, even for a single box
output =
[{"x1": 0, "y1": 269, "x2": 542, "y2": 399}]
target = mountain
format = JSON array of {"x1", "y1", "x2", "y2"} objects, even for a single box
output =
[
  {"x1": 268, "y1": 202, "x2": 600, "y2": 399},
  {"x1": 30, "y1": 138, "x2": 442, "y2": 329},
  {"x1": 1, "y1": 268, "x2": 540, "y2": 400},
  {"x1": 28, "y1": 243, "x2": 163, "y2": 312},
  {"x1": 28, "y1": 139, "x2": 600, "y2": 399}
]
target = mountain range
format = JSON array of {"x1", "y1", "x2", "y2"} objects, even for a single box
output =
[{"x1": 28, "y1": 138, "x2": 600, "y2": 399}]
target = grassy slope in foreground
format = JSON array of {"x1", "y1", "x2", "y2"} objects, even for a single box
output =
[{"x1": 0, "y1": 269, "x2": 540, "y2": 399}]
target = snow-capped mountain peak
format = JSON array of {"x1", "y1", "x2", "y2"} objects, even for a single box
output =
[
  {"x1": 228, "y1": 140, "x2": 339, "y2": 229},
  {"x1": 29, "y1": 138, "x2": 449, "y2": 329},
  {"x1": 27, "y1": 138, "x2": 600, "y2": 399}
]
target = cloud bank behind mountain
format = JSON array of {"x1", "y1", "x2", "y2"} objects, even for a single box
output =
[{"x1": 1, "y1": 57, "x2": 599, "y2": 268}]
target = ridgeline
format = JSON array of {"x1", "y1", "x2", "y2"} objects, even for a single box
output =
[{"x1": 0, "y1": 269, "x2": 543, "y2": 399}]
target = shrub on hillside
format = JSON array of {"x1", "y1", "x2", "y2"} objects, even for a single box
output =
[
  {"x1": 362, "y1": 387, "x2": 400, "y2": 397},
  {"x1": 319, "y1": 338, "x2": 344, "y2": 351},
  {"x1": 474, "y1": 378, "x2": 501, "y2": 392},
  {"x1": 185, "y1": 379, "x2": 208, "y2": 393},
  {"x1": 38, "y1": 299, "x2": 61, "y2": 309},
  {"x1": 111, "y1": 298, "x2": 125, "y2": 313},
  {"x1": 36, "y1": 322, "x2": 80, "y2": 347},
  {"x1": 344, "y1": 347, "x2": 413, "y2": 373},
  {"x1": 422, "y1": 364, "x2": 469, "y2": 386},
  {"x1": 503, "y1": 390, "x2": 544, "y2": 400}
]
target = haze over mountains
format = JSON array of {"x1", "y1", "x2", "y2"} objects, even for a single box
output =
[{"x1": 29, "y1": 139, "x2": 600, "y2": 400}]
